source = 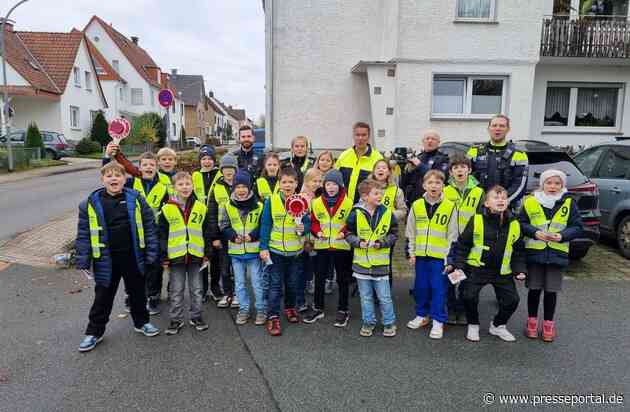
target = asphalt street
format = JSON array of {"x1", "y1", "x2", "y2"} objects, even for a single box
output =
[
  {"x1": 1, "y1": 264, "x2": 628, "y2": 411},
  {"x1": 0, "y1": 169, "x2": 100, "y2": 242}
]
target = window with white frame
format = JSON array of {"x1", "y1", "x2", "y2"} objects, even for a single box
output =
[
  {"x1": 85, "y1": 71, "x2": 92, "y2": 91},
  {"x1": 544, "y1": 83, "x2": 624, "y2": 130},
  {"x1": 456, "y1": 0, "x2": 496, "y2": 20},
  {"x1": 432, "y1": 75, "x2": 507, "y2": 117},
  {"x1": 73, "y1": 67, "x2": 81, "y2": 87},
  {"x1": 150, "y1": 89, "x2": 155, "y2": 107},
  {"x1": 131, "y1": 88, "x2": 143, "y2": 106},
  {"x1": 70, "y1": 106, "x2": 80, "y2": 129},
  {"x1": 112, "y1": 60, "x2": 120, "y2": 73},
  {"x1": 172, "y1": 122, "x2": 177, "y2": 138},
  {"x1": 172, "y1": 101, "x2": 176, "y2": 114}
]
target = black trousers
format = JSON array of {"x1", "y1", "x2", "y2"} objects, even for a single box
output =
[
  {"x1": 314, "y1": 249, "x2": 353, "y2": 311},
  {"x1": 447, "y1": 280, "x2": 466, "y2": 314},
  {"x1": 203, "y1": 252, "x2": 223, "y2": 297},
  {"x1": 462, "y1": 274, "x2": 519, "y2": 326},
  {"x1": 145, "y1": 262, "x2": 163, "y2": 300},
  {"x1": 85, "y1": 252, "x2": 149, "y2": 337}
]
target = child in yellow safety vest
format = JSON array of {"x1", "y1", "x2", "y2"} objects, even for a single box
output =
[
  {"x1": 254, "y1": 152, "x2": 281, "y2": 201},
  {"x1": 346, "y1": 179, "x2": 399, "y2": 338},
  {"x1": 159, "y1": 172, "x2": 212, "y2": 335},
  {"x1": 208, "y1": 154, "x2": 239, "y2": 308},
  {"x1": 518, "y1": 169, "x2": 582, "y2": 343},
  {"x1": 405, "y1": 170, "x2": 459, "y2": 340},
  {"x1": 313, "y1": 150, "x2": 336, "y2": 295},
  {"x1": 453, "y1": 185, "x2": 526, "y2": 343},
  {"x1": 444, "y1": 154, "x2": 484, "y2": 326},
  {"x1": 218, "y1": 170, "x2": 266, "y2": 326},
  {"x1": 76, "y1": 162, "x2": 160, "y2": 352}
]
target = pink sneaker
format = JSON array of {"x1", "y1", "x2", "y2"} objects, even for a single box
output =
[
  {"x1": 526, "y1": 317, "x2": 538, "y2": 339},
  {"x1": 542, "y1": 320, "x2": 555, "y2": 342}
]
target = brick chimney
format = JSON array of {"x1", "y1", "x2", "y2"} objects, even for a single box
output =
[
  {"x1": 1, "y1": 18, "x2": 15, "y2": 32},
  {"x1": 131, "y1": 36, "x2": 139, "y2": 45}
]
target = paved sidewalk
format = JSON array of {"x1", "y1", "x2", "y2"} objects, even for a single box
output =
[{"x1": 0, "y1": 157, "x2": 101, "y2": 184}]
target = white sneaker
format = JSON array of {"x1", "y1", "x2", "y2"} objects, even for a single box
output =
[
  {"x1": 407, "y1": 316, "x2": 430, "y2": 330},
  {"x1": 466, "y1": 324, "x2": 480, "y2": 342},
  {"x1": 230, "y1": 296, "x2": 240, "y2": 309},
  {"x1": 217, "y1": 296, "x2": 230, "y2": 308},
  {"x1": 489, "y1": 323, "x2": 516, "y2": 342},
  {"x1": 429, "y1": 320, "x2": 443, "y2": 339}
]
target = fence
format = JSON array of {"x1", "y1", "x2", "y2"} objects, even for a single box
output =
[{"x1": 0, "y1": 147, "x2": 42, "y2": 172}]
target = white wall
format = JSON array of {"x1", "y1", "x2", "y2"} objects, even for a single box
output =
[
  {"x1": 530, "y1": 63, "x2": 630, "y2": 146},
  {"x1": 0, "y1": 63, "x2": 30, "y2": 86},
  {"x1": 59, "y1": 38, "x2": 107, "y2": 141},
  {"x1": 10, "y1": 96, "x2": 61, "y2": 133}
]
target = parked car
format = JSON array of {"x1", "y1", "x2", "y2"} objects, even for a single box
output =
[
  {"x1": 574, "y1": 140, "x2": 630, "y2": 258},
  {"x1": 440, "y1": 140, "x2": 600, "y2": 260},
  {"x1": 185, "y1": 137, "x2": 202, "y2": 147},
  {"x1": 0, "y1": 129, "x2": 74, "y2": 160},
  {"x1": 253, "y1": 128, "x2": 266, "y2": 155}
]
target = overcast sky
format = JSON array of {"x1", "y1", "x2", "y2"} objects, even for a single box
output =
[{"x1": 7, "y1": 0, "x2": 265, "y2": 120}]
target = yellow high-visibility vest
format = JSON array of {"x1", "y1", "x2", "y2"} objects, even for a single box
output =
[
  {"x1": 466, "y1": 214, "x2": 521, "y2": 275},
  {"x1": 192, "y1": 170, "x2": 222, "y2": 204},
  {"x1": 161, "y1": 200, "x2": 207, "y2": 259},
  {"x1": 381, "y1": 185, "x2": 398, "y2": 211},
  {"x1": 211, "y1": 182, "x2": 230, "y2": 207},
  {"x1": 87, "y1": 198, "x2": 145, "y2": 258},
  {"x1": 411, "y1": 198, "x2": 455, "y2": 259},
  {"x1": 256, "y1": 177, "x2": 279, "y2": 200},
  {"x1": 312, "y1": 196, "x2": 352, "y2": 251},
  {"x1": 335, "y1": 147, "x2": 383, "y2": 202},
  {"x1": 269, "y1": 193, "x2": 303, "y2": 253},
  {"x1": 224, "y1": 201, "x2": 263, "y2": 255},
  {"x1": 132, "y1": 177, "x2": 167, "y2": 220},
  {"x1": 352, "y1": 208, "x2": 392, "y2": 269},
  {"x1": 444, "y1": 185, "x2": 484, "y2": 234},
  {"x1": 157, "y1": 171, "x2": 175, "y2": 196},
  {"x1": 523, "y1": 196, "x2": 571, "y2": 254}
]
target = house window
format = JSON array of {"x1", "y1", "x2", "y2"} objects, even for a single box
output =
[
  {"x1": 85, "y1": 71, "x2": 92, "y2": 91},
  {"x1": 172, "y1": 122, "x2": 177, "y2": 137},
  {"x1": 544, "y1": 83, "x2": 624, "y2": 130},
  {"x1": 432, "y1": 75, "x2": 506, "y2": 117},
  {"x1": 131, "y1": 88, "x2": 143, "y2": 106},
  {"x1": 112, "y1": 60, "x2": 120, "y2": 73},
  {"x1": 119, "y1": 87, "x2": 124, "y2": 102},
  {"x1": 386, "y1": 107, "x2": 394, "y2": 115},
  {"x1": 374, "y1": 87, "x2": 382, "y2": 95},
  {"x1": 70, "y1": 106, "x2": 80, "y2": 129},
  {"x1": 150, "y1": 89, "x2": 155, "y2": 107},
  {"x1": 172, "y1": 102, "x2": 176, "y2": 114},
  {"x1": 73, "y1": 67, "x2": 81, "y2": 87},
  {"x1": 456, "y1": 0, "x2": 496, "y2": 20}
]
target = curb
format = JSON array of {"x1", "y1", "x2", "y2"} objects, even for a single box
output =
[{"x1": 0, "y1": 163, "x2": 100, "y2": 184}]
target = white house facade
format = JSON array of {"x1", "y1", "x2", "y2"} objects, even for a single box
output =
[{"x1": 265, "y1": 0, "x2": 630, "y2": 150}]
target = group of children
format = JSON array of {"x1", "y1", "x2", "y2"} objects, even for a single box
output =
[{"x1": 76, "y1": 135, "x2": 582, "y2": 352}]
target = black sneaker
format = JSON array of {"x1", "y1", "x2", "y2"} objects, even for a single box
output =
[
  {"x1": 190, "y1": 317, "x2": 209, "y2": 331},
  {"x1": 147, "y1": 298, "x2": 160, "y2": 316},
  {"x1": 303, "y1": 309, "x2": 324, "y2": 324},
  {"x1": 209, "y1": 288, "x2": 224, "y2": 303},
  {"x1": 446, "y1": 311, "x2": 457, "y2": 326},
  {"x1": 124, "y1": 295, "x2": 131, "y2": 313},
  {"x1": 333, "y1": 311, "x2": 350, "y2": 328},
  {"x1": 456, "y1": 312, "x2": 468, "y2": 326},
  {"x1": 165, "y1": 320, "x2": 185, "y2": 335}
]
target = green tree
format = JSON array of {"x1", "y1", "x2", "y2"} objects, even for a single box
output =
[
  {"x1": 224, "y1": 122, "x2": 233, "y2": 141},
  {"x1": 25, "y1": 122, "x2": 43, "y2": 150},
  {"x1": 126, "y1": 112, "x2": 163, "y2": 145},
  {"x1": 90, "y1": 111, "x2": 110, "y2": 147}
]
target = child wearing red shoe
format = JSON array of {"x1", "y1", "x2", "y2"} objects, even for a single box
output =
[{"x1": 518, "y1": 169, "x2": 582, "y2": 342}]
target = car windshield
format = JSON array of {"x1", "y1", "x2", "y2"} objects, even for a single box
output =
[{"x1": 527, "y1": 152, "x2": 588, "y2": 190}]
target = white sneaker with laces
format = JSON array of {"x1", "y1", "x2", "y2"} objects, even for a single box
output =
[
  {"x1": 406, "y1": 316, "x2": 430, "y2": 330},
  {"x1": 217, "y1": 296, "x2": 230, "y2": 308},
  {"x1": 466, "y1": 324, "x2": 480, "y2": 342},
  {"x1": 429, "y1": 320, "x2": 443, "y2": 339},
  {"x1": 230, "y1": 296, "x2": 240, "y2": 308},
  {"x1": 489, "y1": 323, "x2": 516, "y2": 342}
]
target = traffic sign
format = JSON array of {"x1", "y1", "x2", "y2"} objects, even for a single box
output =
[
  {"x1": 158, "y1": 89, "x2": 174, "y2": 108},
  {"x1": 108, "y1": 117, "x2": 130, "y2": 143}
]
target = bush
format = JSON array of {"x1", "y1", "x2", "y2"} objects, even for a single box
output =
[
  {"x1": 76, "y1": 138, "x2": 101, "y2": 155},
  {"x1": 127, "y1": 112, "x2": 162, "y2": 145},
  {"x1": 25, "y1": 122, "x2": 43, "y2": 150},
  {"x1": 90, "y1": 111, "x2": 110, "y2": 147}
]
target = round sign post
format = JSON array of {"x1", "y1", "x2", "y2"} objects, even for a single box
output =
[{"x1": 158, "y1": 89, "x2": 175, "y2": 148}]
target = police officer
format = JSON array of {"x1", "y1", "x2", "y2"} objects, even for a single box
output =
[
  {"x1": 401, "y1": 129, "x2": 450, "y2": 206},
  {"x1": 231, "y1": 125, "x2": 262, "y2": 177},
  {"x1": 467, "y1": 115, "x2": 529, "y2": 207}
]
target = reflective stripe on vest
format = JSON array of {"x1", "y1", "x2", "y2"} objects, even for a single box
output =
[
  {"x1": 224, "y1": 201, "x2": 263, "y2": 255},
  {"x1": 466, "y1": 214, "x2": 521, "y2": 275},
  {"x1": 256, "y1": 177, "x2": 279, "y2": 200},
  {"x1": 158, "y1": 171, "x2": 174, "y2": 195},
  {"x1": 412, "y1": 198, "x2": 455, "y2": 258},
  {"x1": 161, "y1": 201, "x2": 207, "y2": 259},
  {"x1": 87, "y1": 199, "x2": 145, "y2": 258},
  {"x1": 312, "y1": 196, "x2": 352, "y2": 251},
  {"x1": 133, "y1": 178, "x2": 167, "y2": 221},
  {"x1": 352, "y1": 209, "x2": 392, "y2": 269},
  {"x1": 192, "y1": 170, "x2": 222, "y2": 204},
  {"x1": 212, "y1": 183, "x2": 230, "y2": 207},
  {"x1": 523, "y1": 196, "x2": 571, "y2": 254},
  {"x1": 444, "y1": 185, "x2": 483, "y2": 234},
  {"x1": 381, "y1": 185, "x2": 398, "y2": 211},
  {"x1": 335, "y1": 147, "x2": 382, "y2": 202},
  {"x1": 269, "y1": 193, "x2": 303, "y2": 252}
]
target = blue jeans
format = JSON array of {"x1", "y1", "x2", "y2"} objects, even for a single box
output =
[
  {"x1": 267, "y1": 252, "x2": 300, "y2": 317},
  {"x1": 356, "y1": 278, "x2": 396, "y2": 326},
  {"x1": 413, "y1": 257, "x2": 448, "y2": 323},
  {"x1": 296, "y1": 252, "x2": 314, "y2": 307},
  {"x1": 232, "y1": 256, "x2": 264, "y2": 314}
]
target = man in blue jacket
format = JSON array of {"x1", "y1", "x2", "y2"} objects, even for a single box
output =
[{"x1": 75, "y1": 162, "x2": 161, "y2": 352}]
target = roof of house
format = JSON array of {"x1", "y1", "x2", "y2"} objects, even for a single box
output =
[
  {"x1": 227, "y1": 107, "x2": 246, "y2": 122},
  {"x1": 205, "y1": 95, "x2": 222, "y2": 113},
  {"x1": 84, "y1": 36, "x2": 124, "y2": 82},
  {"x1": 169, "y1": 74, "x2": 205, "y2": 106},
  {"x1": 85, "y1": 15, "x2": 161, "y2": 88}
]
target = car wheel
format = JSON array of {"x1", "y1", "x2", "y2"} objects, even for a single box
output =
[
  {"x1": 44, "y1": 149, "x2": 56, "y2": 160},
  {"x1": 616, "y1": 216, "x2": 630, "y2": 259}
]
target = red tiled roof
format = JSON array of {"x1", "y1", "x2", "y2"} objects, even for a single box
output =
[
  {"x1": 84, "y1": 37, "x2": 124, "y2": 82},
  {"x1": 16, "y1": 31, "x2": 83, "y2": 92},
  {"x1": 3, "y1": 28, "x2": 60, "y2": 94},
  {"x1": 227, "y1": 107, "x2": 246, "y2": 121},
  {"x1": 85, "y1": 16, "x2": 161, "y2": 88}
]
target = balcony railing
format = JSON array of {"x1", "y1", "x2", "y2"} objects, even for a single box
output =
[{"x1": 541, "y1": 16, "x2": 630, "y2": 58}]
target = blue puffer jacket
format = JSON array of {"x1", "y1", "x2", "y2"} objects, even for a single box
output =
[
  {"x1": 518, "y1": 193, "x2": 583, "y2": 268},
  {"x1": 75, "y1": 188, "x2": 159, "y2": 287}
]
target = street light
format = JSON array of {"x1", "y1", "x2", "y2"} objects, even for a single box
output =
[{"x1": 1, "y1": 0, "x2": 30, "y2": 172}]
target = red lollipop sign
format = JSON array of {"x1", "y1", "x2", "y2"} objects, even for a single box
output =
[
  {"x1": 285, "y1": 194, "x2": 309, "y2": 225},
  {"x1": 108, "y1": 117, "x2": 131, "y2": 144}
]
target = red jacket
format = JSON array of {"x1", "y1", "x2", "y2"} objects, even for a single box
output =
[{"x1": 310, "y1": 190, "x2": 350, "y2": 241}]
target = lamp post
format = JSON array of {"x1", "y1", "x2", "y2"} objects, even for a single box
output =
[{"x1": 1, "y1": 0, "x2": 30, "y2": 172}]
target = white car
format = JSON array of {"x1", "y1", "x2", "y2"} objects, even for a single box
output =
[{"x1": 186, "y1": 137, "x2": 201, "y2": 147}]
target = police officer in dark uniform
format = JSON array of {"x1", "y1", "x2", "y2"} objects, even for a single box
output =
[
  {"x1": 231, "y1": 125, "x2": 262, "y2": 177},
  {"x1": 279, "y1": 135, "x2": 316, "y2": 189},
  {"x1": 467, "y1": 115, "x2": 529, "y2": 207}
]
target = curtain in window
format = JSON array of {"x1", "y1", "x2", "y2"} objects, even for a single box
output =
[
  {"x1": 433, "y1": 79, "x2": 465, "y2": 113},
  {"x1": 544, "y1": 87, "x2": 570, "y2": 125},
  {"x1": 458, "y1": 0, "x2": 491, "y2": 18},
  {"x1": 575, "y1": 88, "x2": 617, "y2": 126}
]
